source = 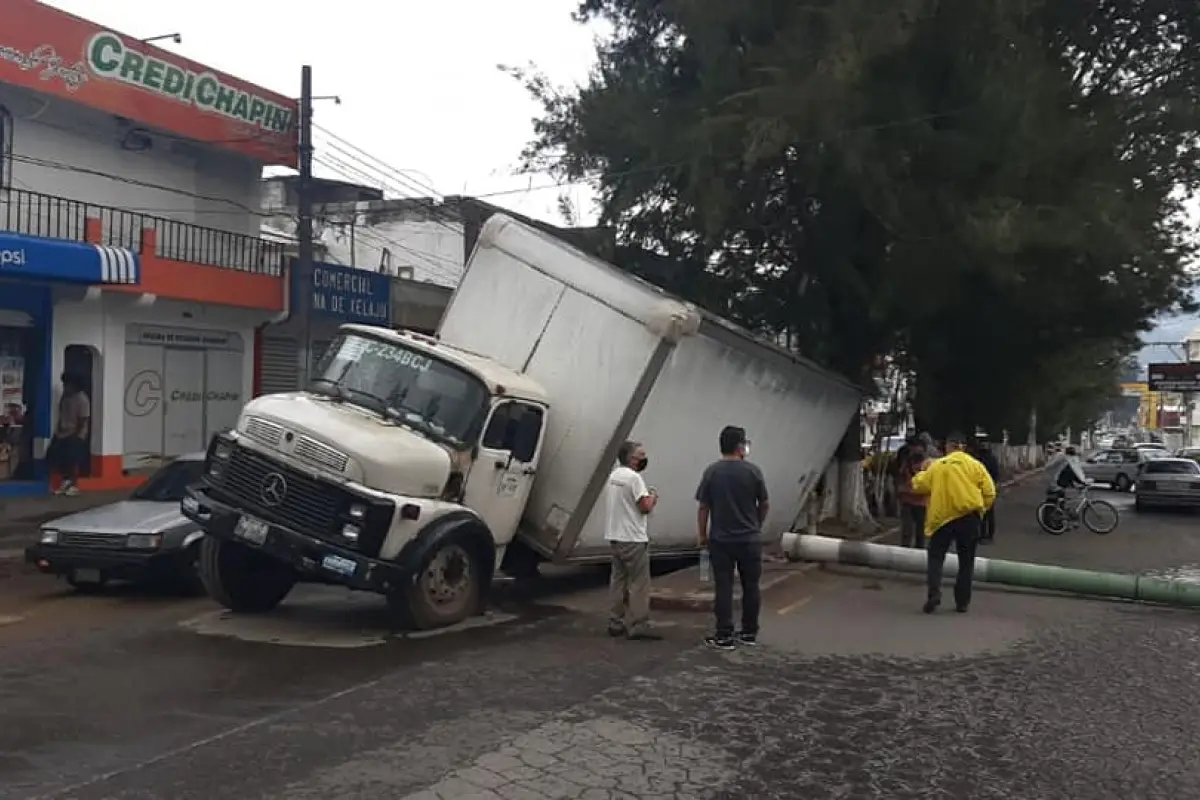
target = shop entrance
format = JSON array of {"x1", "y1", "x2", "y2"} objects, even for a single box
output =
[
  {"x1": 0, "y1": 314, "x2": 39, "y2": 484},
  {"x1": 123, "y1": 325, "x2": 245, "y2": 471}
]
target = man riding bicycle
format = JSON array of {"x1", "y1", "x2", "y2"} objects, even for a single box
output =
[{"x1": 1044, "y1": 445, "x2": 1091, "y2": 508}]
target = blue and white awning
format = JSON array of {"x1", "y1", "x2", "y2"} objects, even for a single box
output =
[
  {"x1": 95, "y1": 245, "x2": 139, "y2": 284},
  {"x1": 0, "y1": 232, "x2": 140, "y2": 286}
]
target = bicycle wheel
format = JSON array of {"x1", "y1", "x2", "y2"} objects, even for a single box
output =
[
  {"x1": 1082, "y1": 499, "x2": 1119, "y2": 534},
  {"x1": 1036, "y1": 502, "x2": 1068, "y2": 535}
]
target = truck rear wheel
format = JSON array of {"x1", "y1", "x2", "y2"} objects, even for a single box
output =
[
  {"x1": 391, "y1": 540, "x2": 484, "y2": 631},
  {"x1": 199, "y1": 536, "x2": 296, "y2": 613}
]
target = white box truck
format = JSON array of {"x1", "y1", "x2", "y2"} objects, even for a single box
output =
[{"x1": 182, "y1": 214, "x2": 860, "y2": 630}]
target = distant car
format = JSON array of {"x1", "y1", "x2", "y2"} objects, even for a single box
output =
[
  {"x1": 1134, "y1": 442, "x2": 1169, "y2": 452},
  {"x1": 1175, "y1": 448, "x2": 1200, "y2": 462},
  {"x1": 25, "y1": 453, "x2": 207, "y2": 593},
  {"x1": 1083, "y1": 448, "x2": 1164, "y2": 492},
  {"x1": 1135, "y1": 458, "x2": 1200, "y2": 512}
]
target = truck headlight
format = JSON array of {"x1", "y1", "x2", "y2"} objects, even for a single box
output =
[
  {"x1": 341, "y1": 524, "x2": 361, "y2": 543},
  {"x1": 212, "y1": 440, "x2": 233, "y2": 461},
  {"x1": 40, "y1": 529, "x2": 59, "y2": 544},
  {"x1": 126, "y1": 534, "x2": 162, "y2": 550},
  {"x1": 348, "y1": 503, "x2": 367, "y2": 520}
]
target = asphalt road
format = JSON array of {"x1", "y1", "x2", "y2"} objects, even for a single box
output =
[{"x1": 0, "y1": 478, "x2": 1198, "y2": 799}]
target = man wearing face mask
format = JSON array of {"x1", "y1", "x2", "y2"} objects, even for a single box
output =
[
  {"x1": 697, "y1": 425, "x2": 769, "y2": 650},
  {"x1": 604, "y1": 439, "x2": 662, "y2": 640}
]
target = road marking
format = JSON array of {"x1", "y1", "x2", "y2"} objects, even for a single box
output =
[{"x1": 776, "y1": 596, "x2": 812, "y2": 615}]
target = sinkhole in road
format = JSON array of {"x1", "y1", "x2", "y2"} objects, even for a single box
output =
[
  {"x1": 179, "y1": 608, "x2": 520, "y2": 648},
  {"x1": 177, "y1": 586, "x2": 519, "y2": 648}
]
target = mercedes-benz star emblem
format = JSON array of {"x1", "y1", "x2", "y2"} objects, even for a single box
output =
[{"x1": 260, "y1": 472, "x2": 288, "y2": 507}]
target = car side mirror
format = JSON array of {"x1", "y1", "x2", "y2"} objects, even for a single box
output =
[{"x1": 511, "y1": 415, "x2": 541, "y2": 463}]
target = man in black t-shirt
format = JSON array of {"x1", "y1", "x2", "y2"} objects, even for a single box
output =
[{"x1": 696, "y1": 425, "x2": 770, "y2": 650}]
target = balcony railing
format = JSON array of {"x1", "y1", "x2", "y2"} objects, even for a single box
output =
[{"x1": 0, "y1": 186, "x2": 283, "y2": 276}]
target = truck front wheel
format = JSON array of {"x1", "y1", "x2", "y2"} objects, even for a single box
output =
[
  {"x1": 199, "y1": 536, "x2": 296, "y2": 613},
  {"x1": 391, "y1": 540, "x2": 484, "y2": 630}
]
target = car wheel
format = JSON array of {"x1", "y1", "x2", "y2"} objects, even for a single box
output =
[
  {"x1": 66, "y1": 570, "x2": 107, "y2": 593},
  {"x1": 1114, "y1": 474, "x2": 1131, "y2": 492},
  {"x1": 393, "y1": 539, "x2": 485, "y2": 631}
]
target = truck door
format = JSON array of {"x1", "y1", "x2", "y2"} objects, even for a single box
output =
[{"x1": 464, "y1": 401, "x2": 546, "y2": 542}]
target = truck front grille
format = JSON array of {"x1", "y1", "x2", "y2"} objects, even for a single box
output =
[{"x1": 218, "y1": 446, "x2": 345, "y2": 540}]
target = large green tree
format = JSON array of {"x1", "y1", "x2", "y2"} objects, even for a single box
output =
[{"x1": 511, "y1": 0, "x2": 1199, "y2": 435}]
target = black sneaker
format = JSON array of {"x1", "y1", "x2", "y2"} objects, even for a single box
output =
[
  {"x1": 607, "y1": 625, "x2": 626, "y2": 638},
  {"x1": 955, "y1": 604, "x2": 969, "y2": 614},
  {"x1": 735, "y1": 632, "x2": 758, "y2": 646},
  {"x1": 705, "y1": 635, "x2": 736, "y2": 651},
  {"x1": 922, "y1": 597, "x2": 941, "y2": 614}
]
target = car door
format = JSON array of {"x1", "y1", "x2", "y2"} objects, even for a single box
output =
[{"x1": 1084, "y1": 451, "x2": 1115, "y2": 483}]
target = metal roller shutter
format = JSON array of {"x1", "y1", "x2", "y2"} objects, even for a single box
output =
[{"x1": 259, "y1": 336, "x2": 300, "y2": 395}]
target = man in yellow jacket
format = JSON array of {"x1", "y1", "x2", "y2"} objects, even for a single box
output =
[{"x1": 911, "y1": 431, "x2": 997, "y2": 614}]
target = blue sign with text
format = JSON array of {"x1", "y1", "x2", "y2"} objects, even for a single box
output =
[
  {"x1": 0, "y1": 232, "x2": 139, "y2": 285},
  {"x1": 295, "y1": 259, "x2": 391, "y2": 324}
]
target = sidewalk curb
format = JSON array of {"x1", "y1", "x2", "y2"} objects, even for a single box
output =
[{"x1": 650, "y1": 467, "x2": 1042, "y2": 612}]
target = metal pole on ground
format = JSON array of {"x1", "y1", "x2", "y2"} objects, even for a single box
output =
[{"x1": 780, "y1": 533, "x2": 1200, "y2": 609}]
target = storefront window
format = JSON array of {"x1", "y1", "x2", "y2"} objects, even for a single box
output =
[{"x1": 0, "y1": 325, "x2": 33, "y2": 482}]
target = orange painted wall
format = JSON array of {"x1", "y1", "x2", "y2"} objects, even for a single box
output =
[{"x1": 101, "y1": 229, "x2": 285, "y2": 311}]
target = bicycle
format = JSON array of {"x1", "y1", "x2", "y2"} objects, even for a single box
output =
[{"x1": 1035, "y1": 483, "x2": 1119, "y2": 536}]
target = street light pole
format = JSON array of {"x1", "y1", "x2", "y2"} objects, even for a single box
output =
[{"x1": 298, "y1": 65, "x2": 315, "y2": 385}]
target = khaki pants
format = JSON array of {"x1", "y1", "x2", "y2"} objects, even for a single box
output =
[{"x1": 609, "y1": 541, "x2": 651, "y2": 632}]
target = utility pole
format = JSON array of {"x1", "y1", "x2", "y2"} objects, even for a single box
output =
[{"x1": 298, "y1": 64, "x2": 315, "y2": 385}]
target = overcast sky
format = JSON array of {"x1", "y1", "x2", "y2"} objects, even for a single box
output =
[{"x1": 46, "y1": 0, "x2": 603, "y2": 225}]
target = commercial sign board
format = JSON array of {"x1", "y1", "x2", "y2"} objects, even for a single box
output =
[
  {"x1": 0, "y1": 232, "x2": 138, "y2": 284},
  {"x1": 294, "y1": 259, "x2": 391, "y2": 325},
  {"x1": 1147, "y1": 362, "x2": 1200, "y2": 393},
  {"x1": 0, "y1": 1, "x2": 297, "y2": 167}
]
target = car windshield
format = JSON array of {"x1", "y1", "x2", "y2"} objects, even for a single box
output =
[
  {"x1": 1145, "y1": 460, "x2": 1200, "y2": 476},
  {"x1": 310, "y1": 332, "x2": 489, "y2": 448},
  {"x1": 131, "y1": 459, "x2": 206, "y2": 502}
]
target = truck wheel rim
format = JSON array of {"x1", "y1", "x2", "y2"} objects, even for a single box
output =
[{"x1": 423, "y1": 545, "x2": 472, "y2": 606}]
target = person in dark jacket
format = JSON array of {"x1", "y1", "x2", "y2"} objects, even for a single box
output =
[{"x1": 970, "y1": 436, "x2": 1002, "y2": 543}]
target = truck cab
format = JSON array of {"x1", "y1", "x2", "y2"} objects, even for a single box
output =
[{"x1": 181, "y1": 324, "x2": 550, "y2": 630}]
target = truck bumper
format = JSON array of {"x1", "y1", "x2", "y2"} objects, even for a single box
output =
[
  {"x1": 25, "y1": 545, "x2": 189, "y2": 582},
  {"x1": 182, "y1": 486, "x2": 409, "y2": 593}
]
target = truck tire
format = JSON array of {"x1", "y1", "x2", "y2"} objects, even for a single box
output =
[
  {"x1": 391, "y1": 537, "x2": 485, "y2": 631},
  {"x1": 199, "y1": 536, "x2": 296, "y2": 613}
]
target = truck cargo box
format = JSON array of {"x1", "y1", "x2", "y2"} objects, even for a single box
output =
[{"x1": 438, "y1": 214, "x2": 861, "y2": 562}]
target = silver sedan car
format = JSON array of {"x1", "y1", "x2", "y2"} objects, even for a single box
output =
[
  {"x1": 25, "y1": 453, "x2": 207, "y2": 592},
  {"x1": 1082, "y1": 448, "x2": 1163, "y2": 492},
  {"x1": 1135, "y1": 457, "x2": 1200, "y2": 512}
]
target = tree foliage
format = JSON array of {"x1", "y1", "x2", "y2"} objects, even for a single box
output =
[{"x1": 510, "y1": 0, "x2": 1199, "y2": 436}]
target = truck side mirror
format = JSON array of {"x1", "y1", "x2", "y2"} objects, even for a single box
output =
[{"x1": 511, "y1": 414, "x2": 541, "y2": 463}]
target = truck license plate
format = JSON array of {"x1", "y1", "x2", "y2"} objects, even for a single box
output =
[
  {"x1": 234, "y1": 515, "x2": 269, "y2": 545},
  {"x1": 321, "y1": 554, "x2": 357, "y2": 577}
]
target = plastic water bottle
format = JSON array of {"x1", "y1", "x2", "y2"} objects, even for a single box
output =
[{"x1": 698, "y1": 549, "x2": 711, "y2": 582}]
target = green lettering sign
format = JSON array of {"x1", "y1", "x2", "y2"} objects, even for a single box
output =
[{"x1": 84, "y1": 31, "x2": 295, "y2": 135}]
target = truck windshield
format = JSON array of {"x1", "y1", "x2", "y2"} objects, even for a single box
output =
[{"x1": 310, "y1": 333, "x2": 488, "y2": 448}]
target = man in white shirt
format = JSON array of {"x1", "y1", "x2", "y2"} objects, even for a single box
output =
[{"x1": 605, "y1": 439, "x2": 661, "y2": 640}]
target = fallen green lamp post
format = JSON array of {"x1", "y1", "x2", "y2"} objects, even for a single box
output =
[{"x1": 778, "y1": 532, "x2": 1200, "y2": 608}]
